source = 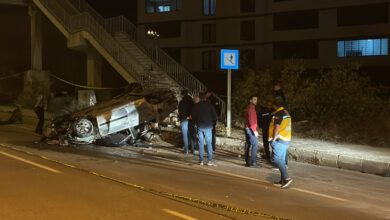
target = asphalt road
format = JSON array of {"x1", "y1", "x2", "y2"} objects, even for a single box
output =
[
  {"x1": 0, "y1": 118, "x2": 389, "y2": 219},
  {"x1": 0, "y1": 145, "x2": 230, "y2": 220}
]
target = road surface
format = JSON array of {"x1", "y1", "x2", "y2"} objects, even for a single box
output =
[{"x1": 0, "y1": 119, "x2": 389, "y2": 219}]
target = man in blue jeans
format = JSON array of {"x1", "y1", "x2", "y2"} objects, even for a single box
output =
[
  {"x1": 178, "y1": 90, "x2": 194, "y2": 154},
  {"x1": 244, "y1": 95, "x2": 261, "y2": 168},
  {"x1": 269, "y1": 97, "x2": 293, "y2": 189},
  {"x1": 192, "y1": 92, "x2": 217, "y2": 166}
]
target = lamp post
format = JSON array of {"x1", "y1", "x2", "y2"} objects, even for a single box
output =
[{"x1": 147, "y1": 30, "x2": 160, "y2": 62}]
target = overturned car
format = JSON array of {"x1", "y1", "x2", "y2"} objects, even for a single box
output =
[{"x1": 47, "y1": 89, "x2": 178, "y2": 147}]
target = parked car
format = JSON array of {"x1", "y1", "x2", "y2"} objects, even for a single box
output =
[{"x1": 47, "y1": 88, "x2": 178, "y2": 146}]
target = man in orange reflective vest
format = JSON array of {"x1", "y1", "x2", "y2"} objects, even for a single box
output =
[{"x1": 269, "y1": 96, "x2": 292, "y2": 189}]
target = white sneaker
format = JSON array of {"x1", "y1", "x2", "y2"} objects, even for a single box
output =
[
  {"x1": 207, "y1": 161, "x2": 217, "y2": 166},
  {"x1": 199, "y1": 161, "x2": 204, "y2": 166},
  {"x1": 281, "y1": 178, "x2": 293, "y2": 189}
]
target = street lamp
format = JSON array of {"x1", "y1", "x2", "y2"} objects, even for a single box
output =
[
  {"x1": 147, "y1": 30, "x2": 160, "y2": 39},
  {"x1": 146, "y1": 30, "x2": 160, "y2": 63}
]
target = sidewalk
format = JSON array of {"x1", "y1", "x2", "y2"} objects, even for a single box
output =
[
  {"x1": 217, "y1": 134, "x2": 390, "y2": 177},
  {"x1": 1, "y1": 105, "x2": 389, "y2": 177},
  {"x1": 162, "y1": 127, "x2": 390, "y2": 177}
]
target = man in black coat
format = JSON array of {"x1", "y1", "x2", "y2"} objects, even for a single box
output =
[
  {"x1": 192, "y1": 92, "x2": 217, "y2": 166},
  {"x1": 178, "y1": 90, "x2": 193, "y2": 154},
  {"x1": 258, "y1": 101, "x2": 273, "y2": 162}
]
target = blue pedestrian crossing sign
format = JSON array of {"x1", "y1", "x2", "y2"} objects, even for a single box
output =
[{"x1": 221, "y1": 49, "x2": 239, "y2": 70}]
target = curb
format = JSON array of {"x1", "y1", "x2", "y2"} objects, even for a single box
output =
[{"x1": 215, "y1": 136, "x2": 390, "y2": 177}]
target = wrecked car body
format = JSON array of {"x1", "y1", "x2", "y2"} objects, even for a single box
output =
[{"x1": 47, "y1": 89, "x2": 178, "y2": 147}]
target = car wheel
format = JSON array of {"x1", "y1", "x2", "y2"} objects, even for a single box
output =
[
  {"x1": 73, "y1": 118, "x2": 94, "y2": 138},
  {"x1": 145, "y1": 94, "x2": 162, "y2": 104}
]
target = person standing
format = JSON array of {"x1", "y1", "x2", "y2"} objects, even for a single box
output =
[
  {"x1": 244, "y1": 95, "x2": 261, "y2": 168},
  {"x1": 192, "y1": 92, "x2": 217, "y2": 166},
  {"x1": 258, "y1": 101, "x2": 273, "y2": 162},
  {"x1": 205, "y1": 90, "x2": 217, "y2": 152},
  {"x1": 269, "y1": 96, "x2": 293, "y2": 189},
  {"x1": 178, "y1": 90, "x2": 193, "y2": 154},
  {"x1": 274, "y1": 84, "x2": 287, "y2": 108},
  {"x1": 187, "y1": 95, "x2": 200, "y2": 153},
  {"x1": 274, "y1": 83, "x2": 289, "y2": 166},
  {"x1": 34, "y1": 88, "x2": 47, "y2": 134}
]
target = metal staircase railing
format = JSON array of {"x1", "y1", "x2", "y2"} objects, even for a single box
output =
[
  {"x1": 66, "y1": 0, "x2": 226, "y2": 119},
  {"x1": 34, "y1": 0, "x2": 152, "y2": 87},
  {"x1": 35, "y1": 0, "x2": 226, "y2": 120}
]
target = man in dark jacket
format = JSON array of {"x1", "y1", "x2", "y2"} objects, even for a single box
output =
[
  {"x1": 274, "y1": 84, "x2": 287, "y2": 109},
  {"x1": 178, "y1": 90, "x2": 193, "y2": 154},
  {"x1": 192, "y1": 92, "x2": 217, "y2": 166},
  {"x1": 205, "y1": 90, "x2": 218, "y2": 151},
  {"x1": 188, "y1": 95, "x2": 200, "y2": 152},
  {"x1": 258, "y1": 101, "x2": 273, "y2": 162}
]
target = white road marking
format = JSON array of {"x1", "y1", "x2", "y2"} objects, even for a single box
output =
[
  {"x1": 153, "y1": 155, "x2": 187, "y2": 164},
  {"x1": 154, "y1": 159, "x2": 349, "y2": 203},
  {"x1": 209, "y1": 169, "x2": 348, "y2": 202},
  {"x1": 291, "y1": 188, "x2": 348, "y2": 202},
  {"x1": 0, "y1": 150, "x2": 61, "y2": 174},
  {"x1": 205, "y1": 168, "x2": 263, "y2": 182},
  {"x1": 162, "y1": 209, "x2": 198, "y2": 220}
]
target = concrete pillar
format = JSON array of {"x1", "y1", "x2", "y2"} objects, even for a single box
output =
[
  {"x1": 22, "y1": 5, "x2": 50, "y2": 107},
  {"x1": 29, "y1": 4, "x2": 42, "y2": 71},
  {"x1": 87, "y1": 52, "x2": 102, "y2": 87}
]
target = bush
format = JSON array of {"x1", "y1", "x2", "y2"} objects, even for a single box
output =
[{"x1": 232, "y1": 59, "x2": 390, "y2": 146}]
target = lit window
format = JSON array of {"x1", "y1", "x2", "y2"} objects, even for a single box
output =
[
  {"x1": 158, "y1": 6, "x2": 171, "y2": 12},
  {"x1": 204, "y1": 0, "x2": 216, "y2": 16},
  {"x1": 146, "y1": 0, "x2": 181, "y2": 14},
  {"x1": 337, "y1": 39, "x2": 388, "y2": 57}
]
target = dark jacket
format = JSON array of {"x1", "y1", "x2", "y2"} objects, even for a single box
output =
[
  {"x1": 192, "y1": 100, "x2": 217, "y2": 129},
  {"x1": 275, "y1": 89, "x2": 287, "y2": 108},
  {"x1": 178, "y1": 95, "x2": 193, "y2": 121},
  {"x1": 258, "y1": 107, "x2": 273, "y2": 131}
]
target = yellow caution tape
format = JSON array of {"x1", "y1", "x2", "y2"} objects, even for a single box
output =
[{"x1": 0, "y1": 143, "x2": 290, "y2": 220}]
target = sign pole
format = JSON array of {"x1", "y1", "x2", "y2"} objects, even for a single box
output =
[
  {"x1": 220, "y1": 49, "x2": 238, "y2": 138},
  {"x1": 227, "y1": 69, "x2": 231, "y2": 137}
]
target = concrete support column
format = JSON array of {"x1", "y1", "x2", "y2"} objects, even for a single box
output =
[
  {"x1": 23, "y1": 4, "x2": 50, "y2": 107},
  {"x1": 87, "y1": 52, "x2": 102, "y2": 87},
  {"x1": 29, "y1": 4, "x2": 43, "y2": 71}
]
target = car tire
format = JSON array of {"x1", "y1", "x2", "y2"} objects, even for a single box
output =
[
  {"x1": 73, "y1": 118, "x2": 94, "y2": 138},
  {"x1": 145, "y1": 94, "x2": 162, "y2": 104}
]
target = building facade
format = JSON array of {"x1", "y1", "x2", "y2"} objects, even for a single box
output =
[{"x1": 137, "y1": 0, "x2": 390, "y2": 84}]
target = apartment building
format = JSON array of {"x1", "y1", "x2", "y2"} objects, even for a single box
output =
[{"x1": 137, "y1": 0, "x2": 390, "y2": 84}]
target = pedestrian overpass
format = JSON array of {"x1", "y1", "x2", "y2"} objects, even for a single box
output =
[{"x1": 0, "y1": 0, "x2": 225, "y2": 118}]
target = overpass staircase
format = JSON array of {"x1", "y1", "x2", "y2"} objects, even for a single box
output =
[{"x1": 32, "y1": 0, "x2": 226, "y2": 118}]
